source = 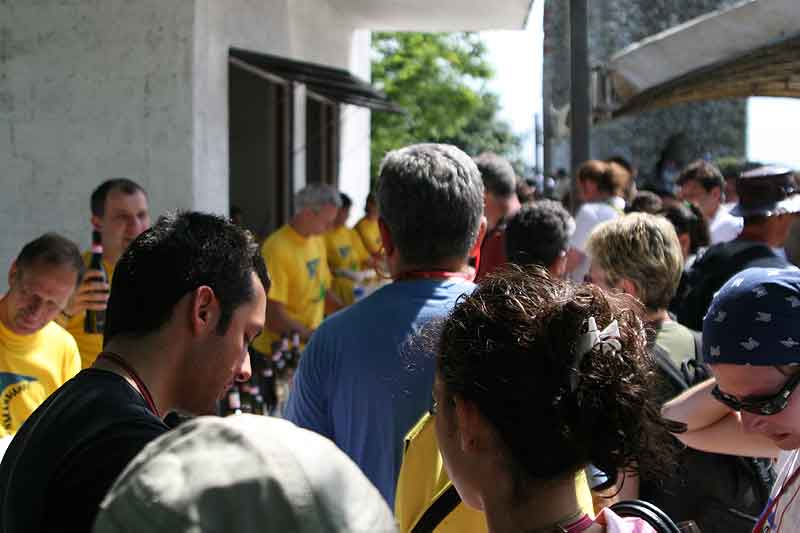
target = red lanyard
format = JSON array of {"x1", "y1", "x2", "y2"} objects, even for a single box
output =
[
  {"x1": 754, "y1": 460, "x2": 800, "y2": 532},
  {"x1": 562, "y1": 514, "x2": 594, "y2": 533},
  {"x1": 98, "y1": 351, "x2": 160, "y2": 418},
  {"x1": 395, "y1": 270, "x2": 473, "y2": 282}
]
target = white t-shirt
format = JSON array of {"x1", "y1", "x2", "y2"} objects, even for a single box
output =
[
  {"x1": 709, "y1": 206, "x2": 743, "y2": 244},
  {"x1": 760, "y1": 449, "x2": 800, "y2": 532},
  {"x1": 568, "y1": 201, "x2": 620, "y2": 282}
]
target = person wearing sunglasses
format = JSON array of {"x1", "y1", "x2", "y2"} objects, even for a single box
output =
[{"x1": 663, "y1": 266, "x2": 800, "y2": 532}]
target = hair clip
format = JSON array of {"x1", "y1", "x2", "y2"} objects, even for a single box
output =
[{"x1": 570, "y1": 317, "x2": 621, "y2": 392}]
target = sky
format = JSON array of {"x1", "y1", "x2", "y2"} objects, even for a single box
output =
[
  {"x1": 479, "y1": 0, "x2": 543, "y2": 169},
  {"x1": 481, "y1": 2, "x2": 800, "y2": 170}
]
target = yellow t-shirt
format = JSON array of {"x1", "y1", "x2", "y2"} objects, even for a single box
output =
[
  {"x1": 252, "y1": 224, "x2": 331, "y2": 353},
  {"x1": 395, "y1": 413, "x2": 595, "y2": 533},
  {"x1": 63, "y1": 253, "x2": 115, "y2": 369},
  {"x1": 355, "y1": 216, "x2": 382, "y2": 256},
  {"x1": 324, "y1": 225, "x2": 371, "y2": 306},
  {"x1": 0, "y1": 319, "x2": 81, "y2": 437}
]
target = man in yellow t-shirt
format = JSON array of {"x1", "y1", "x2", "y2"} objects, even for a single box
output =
[
  {"x1": 59, "y1": 179, "x2": 150, "y2": 368},
  {"x1": 355, "y1": 193, "x2": 382, "y2": 256},
  {"x1": 395, "y1": 414, "x2": 594, "y2": 533},
  {"x1": 252, "y1": 184, "x2": 342, "y2": 354},
  {"x1": 0, "y1": 234, "x2": 83, "y2": 437},
  {"x1": 324, "y1": 193, "x2": 372, "y2": 306}
]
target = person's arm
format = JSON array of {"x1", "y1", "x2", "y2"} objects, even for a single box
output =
[
  {"x1": 266, "y1": 300, "x2": 313, "y2": 342},
  {"x1": 284, "y1": 331, "x2": 334, "y2": 439},
  {"x1": 325, "y1": 291, "x2": 344, "y2": 314},
  {"x1": 662, "y1": 378, "x2": 779, "y2": 458}
]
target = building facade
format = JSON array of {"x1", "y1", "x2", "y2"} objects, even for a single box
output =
[
  {"x1": 542, "y1": 0, "x2": 746, "y2": 181},
  {"x1": 0, "y1": 0, "x2": 530, "y2": 290}
]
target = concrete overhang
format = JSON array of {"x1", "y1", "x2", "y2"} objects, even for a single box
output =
[
  {"x1": 337, "y1": 0, "x2": 534, "y2": 31},
  {"x1": 603, "y1": 0, "x2": 800, "y2": 117}
]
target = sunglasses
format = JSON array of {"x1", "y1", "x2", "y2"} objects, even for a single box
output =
[{"x1": 712, "y1": 372, "x2": 800, "y2": 416}]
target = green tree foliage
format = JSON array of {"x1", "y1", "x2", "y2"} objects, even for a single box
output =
[{"x1": 371, "y1": 32, "x2": 522, "y2": 177}]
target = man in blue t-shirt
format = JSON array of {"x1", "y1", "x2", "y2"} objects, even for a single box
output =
[{"x1": 285, "y1": 143, "x2": 486, "y2": 507}]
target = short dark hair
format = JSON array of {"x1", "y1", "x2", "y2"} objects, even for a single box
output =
[
  {"x1": 474, "y1": 152, "x2": 516, "y2": 197},
  {"x1": 91, "y1": 178, "x2": 147, "y2": 217},
  {"x1": 15, "y1": 233, "x2": 85, "y2": 285},
  {"x1": 339, "y1": 193, "x2": 352, "y2": 209},
  {"x1": 104, "y1": 212, "x2": 270, "y2": 345},
  {"x1": 435, "y1": 266, "x2": 679, "y2": 493},
  {"x1": 676, "y1": 160, "x2": 724, "y2": 193},
  {"x1": 506, "y1": 201, "x2": 572, "y2": 268},
  {"x1": 377, "y1": 144, "x2": 483, "y2": 266},
  {"x1": 626, "y1": 191, "x2": 663, "y2": 214},
  {"x1": 662, "y1": 203, "x2": 710, "y2": 255}
]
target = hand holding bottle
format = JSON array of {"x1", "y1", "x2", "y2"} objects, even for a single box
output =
[{"x1": 63, "y1": 270, "x2": 110, "y2": 318}]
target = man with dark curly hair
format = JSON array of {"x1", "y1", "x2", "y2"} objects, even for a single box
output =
[{"x1": 505, "y1": 200, "x2": 574, "y2": 277}]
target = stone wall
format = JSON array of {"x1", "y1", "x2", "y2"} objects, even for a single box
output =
[{"x1": 543, "y1": 0, "x2": 746, "y2": 180}]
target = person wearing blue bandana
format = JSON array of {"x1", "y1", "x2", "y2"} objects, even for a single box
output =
[{"x1": 663, "y1": 266, "x2": 800, "y2": 532}]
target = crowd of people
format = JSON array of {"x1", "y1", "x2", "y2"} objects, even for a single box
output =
[{"x1": 2, "y1": 142, "x2": 800, "y2": 532}]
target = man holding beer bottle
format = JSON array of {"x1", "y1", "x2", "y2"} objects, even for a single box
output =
[{"x1": 57, "y1": 178, "x2": 150, "y2": 368}]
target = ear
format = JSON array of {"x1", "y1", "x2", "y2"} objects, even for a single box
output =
[
  {"x1": 378, "y1": 217, "x2": 395, "y2": 257},
  {"x1": 677, "y1": 233, "x2": 691, "y2": 258},
  {"x1": 91, "y1": 215, "x2": 102, "y2": 231},
  {"x1": 618, "y1": 277, "x2": 639, "y2": 299},
  {"x1": 453, "y1": 394, "x2": 487, "y2": 454},
  {"x1": 470, "y1": 216, "x2": 488, "y2": 258},
  {"x1": 550, "y1": 252, "x2": 568, "y2": 278},
  {"x1": 189, "y1": 286, "x2": 218, "y2": 335},
  {"x1": 8, "y1": 260, "x2": 18, "y2": 289}
]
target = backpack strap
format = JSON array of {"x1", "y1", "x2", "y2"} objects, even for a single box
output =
[
  {"x1": 410, "y1": 484, "x2": 461, "y2": 533},
  {"x1": 651, "y1": 342, "x2": 689, "y2": 391},
  {"x1": 610, "y1": 499, "x2": 681, "y2": 533}
]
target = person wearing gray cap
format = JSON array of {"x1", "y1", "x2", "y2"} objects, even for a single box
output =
[
  {"x1": 672, "y1": 166, "x2": 799, "y2": 330},
  {"x1": 663, "y1": 266, "x2": 800, "y2": 532},
  {"x1": 93, "y1": 415, "x2": 397, "y2": 533}
]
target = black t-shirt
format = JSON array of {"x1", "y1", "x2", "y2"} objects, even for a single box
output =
[
  {"x1": 672, "y1": 239, "x2": 790, "y2": 330},
  {"x1": 0, "y1": 369, "x2": 169, "y2": 533}
]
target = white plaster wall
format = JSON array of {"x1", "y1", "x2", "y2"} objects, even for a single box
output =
[
  {"x1": 0, "y1": 0, "x2": 194, "y2": 291},
  {"x1": 193, "y1": 0, "x2": 370, "y2": 216},
  {"x1": 339, "y1": 29, "x2": 372, "y2": 227}
]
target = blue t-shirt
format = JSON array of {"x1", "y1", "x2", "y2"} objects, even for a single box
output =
[{"x1": 285, "y1": 278, "x2": 475, "y2": 507}]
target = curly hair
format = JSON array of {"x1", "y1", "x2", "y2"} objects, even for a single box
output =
[
  {"x1": 435, "y1": 266, "x2": 681, "y2": 496},
  {"x1": 505, "y1": 200, "x2": 573, "y2": 268}
]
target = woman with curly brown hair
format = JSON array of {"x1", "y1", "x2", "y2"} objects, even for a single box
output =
[{"x1": 430, "y1": 266, "x2": 680, "y2": 532}]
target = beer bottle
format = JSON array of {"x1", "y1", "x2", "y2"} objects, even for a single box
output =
[
  {"x1": 84, "y1": 230, "x2": 107, "y2": 333},
  {"x1": 289, "y1": 331, "x2": 302, "y2": 369},
  {"x1": 225, "y1": 384, "x2": 242, "y2": 416},
  {"x1": 239, "y1": 383, "x2": 253, "y2": 414}
]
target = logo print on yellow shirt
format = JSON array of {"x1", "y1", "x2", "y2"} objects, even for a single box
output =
[
  {"x1": 0, "y1": 373, "x2": 38, "y2": 431},
  {"x1": 306, "y1": 258, "x2": 320, "y2": 280},
  {"x1": 338, "y1": 246, "x2": 351, "y2": 259}
]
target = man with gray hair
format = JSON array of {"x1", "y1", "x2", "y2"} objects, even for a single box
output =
[
  {"x1": 251, "y1": 184, "x2": 342, "y2": 355},
  {"x1": 285, "y1": 143, "x2": 485, "y2": 507}
]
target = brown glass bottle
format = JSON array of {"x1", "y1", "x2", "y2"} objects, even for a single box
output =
[{"x1": 84, "y1": 230, "x2": 107, "y2": 333}]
